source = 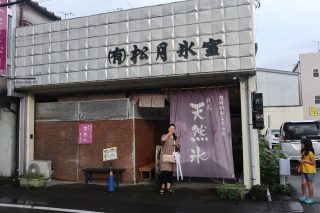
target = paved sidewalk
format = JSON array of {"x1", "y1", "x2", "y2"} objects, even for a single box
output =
[
  {"x1": 288, "y1": 173, "x2": 320, "y2": 213},
  {"x1": 0, "y1": 181, "x2": 271, "y2": 213}
]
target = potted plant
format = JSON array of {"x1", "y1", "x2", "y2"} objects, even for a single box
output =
[{"x1": 19, "y1": 170, "x2": 45, "y2": 188}]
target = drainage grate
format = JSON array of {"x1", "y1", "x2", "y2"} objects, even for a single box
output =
[{"x1": 268, "y1": 201, "x2": 304, "y2": 212}]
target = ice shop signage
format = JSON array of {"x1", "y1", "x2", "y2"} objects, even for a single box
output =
[{"x1": 108, "y1": 39, "x2": 222, "y2": 65}]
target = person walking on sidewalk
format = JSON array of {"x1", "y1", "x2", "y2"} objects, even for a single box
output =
[
  {"x1": 299, "y1": 138, "x2": 316, "y2": 205},
  {"x1": 159, "y1": 124, "x2": 180, "y2": 195}
]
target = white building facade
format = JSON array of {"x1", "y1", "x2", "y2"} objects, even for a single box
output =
[
  {"x1": 294, "y1": 52, "x2": 320, "y2": 120},
  {"x1": 11, "y1": 0, "x2": 260, "y2": 188}
]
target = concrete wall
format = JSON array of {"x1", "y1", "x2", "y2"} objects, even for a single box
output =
[
  {"x1": 0, "y1": 107, "x2": 16, "y2": 176},
  {"x1": 299, "y1": 53, "x2": 320, "y2": 120}
]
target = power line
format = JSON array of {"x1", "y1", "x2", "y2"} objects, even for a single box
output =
[{"x1": 126, "y1": 0, "x2": 133, "y2": 8}]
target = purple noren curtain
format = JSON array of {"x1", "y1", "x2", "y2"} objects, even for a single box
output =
[{"x1": 170, "y1": 88, "x2": 234, "y2": 178}]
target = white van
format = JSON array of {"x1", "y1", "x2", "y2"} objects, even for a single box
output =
[{"x1": 279, "y1": 120, "x2": 320, "y2": 160}]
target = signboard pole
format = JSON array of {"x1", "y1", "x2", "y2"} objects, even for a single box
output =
[
  {"x1": 103, "y1": 147, "x2": 117, "y2": 193},
  {"x1": 108, "y1": 160, "x2": 115, "y2": 192}
]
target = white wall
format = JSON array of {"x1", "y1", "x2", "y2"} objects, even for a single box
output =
[
  {"x1": 263, "y1": 106, "x2": 303, "y2": 130},
  {"x1": 0, "y1": 107, "x2": 16, "y2": 176},
  {"x1": 256, "y1": 70, "x2": 300, "y2": 107}
]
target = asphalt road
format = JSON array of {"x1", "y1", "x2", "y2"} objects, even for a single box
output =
[
  {"x1": 0, "y1": 182, "x2": 269, "y2": 213},
  {"x1": 2, "y1": 172, "x2": 320, "y2": 213}
]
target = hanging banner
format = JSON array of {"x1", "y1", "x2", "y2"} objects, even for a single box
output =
[
  {"x1": 78, "y1": 123, "x2": 93, "y2": 144},
  {"x1": 170, "y1": 88, "x2": 234, "y2": 178},
  {"x1": 0, "y1": 0, "x2": 7, "y2": 76}
]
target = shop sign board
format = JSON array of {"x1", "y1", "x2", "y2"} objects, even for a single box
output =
[
  {"x1": 103, "y1": 147, "x2": 118, "y2": 161},
  {"x1": 14, "y1": 0, "x2": 255, "y2": 88},
  {"x1": 0, "y1": 0, "x2": 7, "y2": 76},
  {"x1": 78, "y1": 123, "x2": 93, "y2": 144}
]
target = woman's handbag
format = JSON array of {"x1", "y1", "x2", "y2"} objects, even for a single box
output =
[{"x1": 162, "y1": 154, "x2": 175, "y2": 163}]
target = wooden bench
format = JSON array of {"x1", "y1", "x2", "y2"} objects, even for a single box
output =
[
  {"x1": 138, "y1": 163, "x2": 155, "y2": 181},
  {"x1": 82, "y1": 168, "x2": 125, "y2": 186}
]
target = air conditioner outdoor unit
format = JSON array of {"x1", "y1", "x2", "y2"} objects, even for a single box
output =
[{"x1": 28, "y1": 160, "x2": 52, "y2": 179}]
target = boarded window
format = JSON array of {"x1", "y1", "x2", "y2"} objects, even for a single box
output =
[{"x1": 36, "y1": 99, "x2": 129, "y2": 121}]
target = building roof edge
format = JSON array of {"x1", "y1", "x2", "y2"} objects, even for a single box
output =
[{"x1": 26, "y1": 0, "x2": 61, "y2": 21}]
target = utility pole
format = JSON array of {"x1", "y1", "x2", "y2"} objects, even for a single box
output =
[{"x1": 312, "y1": 41, "x2": 320, "y2": 52}]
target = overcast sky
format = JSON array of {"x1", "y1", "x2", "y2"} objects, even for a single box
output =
[{"x1": 36, "y1": 0, "x2": 320, "y2": 71}]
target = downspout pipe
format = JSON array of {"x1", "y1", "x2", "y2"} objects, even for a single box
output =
[
  {"x1": 132, "y1": 103, "x2": 136, "y2": 184},
  {"x1": 247, "y1": 77, "x2": 257, "y2": 186},
  {"x1": 7, "y1": 0, "x2": 24, "y2": 98},
  {"x1": 7, "y1": 1, "x2": 26, "y2": 176}
]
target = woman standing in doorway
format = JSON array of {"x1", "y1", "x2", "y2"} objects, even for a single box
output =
[
  {"x1": 299, "y1": 138, "x2": 316, "y2": 205},
  {"x1": 159, "y1": 124, "x2": 180, "y2": 195}
]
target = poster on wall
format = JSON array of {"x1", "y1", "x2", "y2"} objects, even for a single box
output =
[
  {"x1": 309, "y1": 106, "x2": 320, "y2": 117},
  {"x1": 170, "y1": 88, "x2": 234, "y2": 178},
  {"x1": 78, "y1": 123, "x2": 93, "y2": 144},
  {"x1": 103, "y1": 147, "x2": 118, "y2": 161},
  {"x1": 0, "y1": 0, "x2": 7, "y2": 76}
]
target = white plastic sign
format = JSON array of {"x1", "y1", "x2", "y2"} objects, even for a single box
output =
[
  {"x1": 103, "y1": 147, "x2": 118, "y2": 161},
  {"x1": 279, "y1": 158, "x2": 291, "y2": 176}
]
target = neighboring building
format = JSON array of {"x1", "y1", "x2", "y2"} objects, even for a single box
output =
[
  {"x1": 0, "y1": 0, "x2": 60, "y2": 177},
  {"x1": 256, "y1": 52, "x2": 320, "y2": 131},
  {"x1": 12, "y1": 0, "x2": 260, "y2": 189},
  {"x1": 16, "y1": 0, "x2": 60, "y2": 26},
  {"x1": 293, "y1": 52, "x2": 320, "y2": 120},
  {"x1": 256, "y1": 68, "x2": 303, "y2": 130}
]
